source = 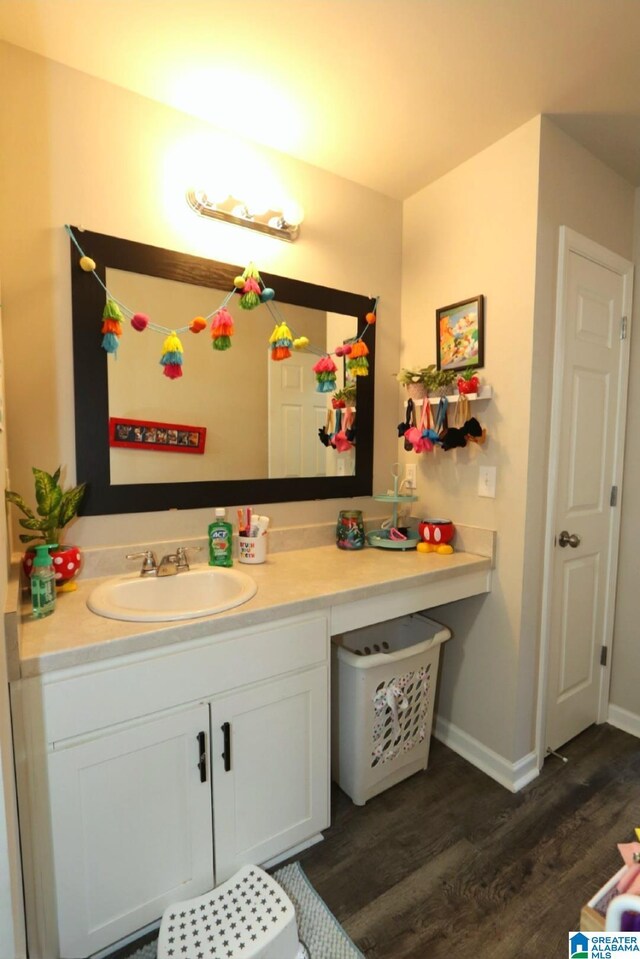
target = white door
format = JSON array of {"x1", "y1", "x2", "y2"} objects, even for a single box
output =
[
  {"x1": 268, "y1": 350, "x2": 327, "y2": 477},
  {"x1": 48, "y1": 704, "x2": 214, "y2": 958},
  {"x1": 544, "y1": 228, "x2": 633, "y2": 753},
  {"x1": 210, "y1": 666, "x2": 329, "y2": 883}
]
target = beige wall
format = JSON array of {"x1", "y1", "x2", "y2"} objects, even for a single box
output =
[
  {"x1": 610, "y1": 186, "x2": 640, "y2": 715},
  {"x1": 402, "y1": 115, "x2": 637, "y2": 765},
  {"x1": 0, "y1": 41, "x2": 402, "y2": 548},
  {"x1": 0, "y1": 302, "x2": 25, "y2": 955},
  {"x1": 401, "y1": 118, "x2": 542, "y2": 762}
]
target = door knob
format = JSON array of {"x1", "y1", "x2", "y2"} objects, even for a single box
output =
[{"x1": 558, "y1": 530, "x2": 581, "y2": 548}]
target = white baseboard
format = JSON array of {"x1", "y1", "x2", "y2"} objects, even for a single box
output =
[
  {"x1": 434, "y1": 715, "x2": 539, "y2": 793},
  {"x1": 607, "y1": 704, "x2": 640, "y2": 739}
]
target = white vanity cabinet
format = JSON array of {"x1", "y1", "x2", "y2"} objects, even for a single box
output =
[
  {"x1": 13, "y1": 610, "x2": 330, "y2": 959},
  {"x1": 48, "y1": 704, "x2": 214, "y2": 959},
  {"x1": 210, "y1": 664, "x2": 328, "y2": 883}
]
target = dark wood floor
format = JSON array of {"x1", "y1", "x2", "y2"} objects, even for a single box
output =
[{"x1": 295, "y1": 724, "x2": 640, "y2": 959}]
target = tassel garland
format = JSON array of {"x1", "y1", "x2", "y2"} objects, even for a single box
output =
[
  {"x1": 211, "y1": 308, "x2": 234, "y2": 351},
  {"x1": 101, "y1": 299, "x2": 124, "y2": 354},
  {"x1": 269, "y1": 322, "x2": 294, "y2": 361},
  {"x1": 238, "y1": 263, "x2": 263, "y2": 310},
  {"x1": 313, "y1": 355, "x2": 338, "y2": 392},
  {"x1": 160, "y1": 331, "x2": 184, "y2": 379},
  {"x1": 346, "y1": 339, "x2": 369, "y2": 377}
]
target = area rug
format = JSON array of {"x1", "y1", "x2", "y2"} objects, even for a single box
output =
[{"x1": 105, "y1": 861, "x2": 365, "y2": 959}]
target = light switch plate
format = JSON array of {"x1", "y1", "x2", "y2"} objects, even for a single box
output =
[
  {"x1": 404, "y1": 464, "x2": 417, "y2": 489},
  {"x1": 478, "y1": 465, "x2": 496, "y2": 498}
]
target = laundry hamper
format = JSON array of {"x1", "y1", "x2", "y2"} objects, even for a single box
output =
[{"x1": 331, "y1": 612, "x2": 451, "y2": 805}]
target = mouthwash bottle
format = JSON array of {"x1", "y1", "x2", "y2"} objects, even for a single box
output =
[
  {"x1": 30, "y1": 543, "x2": 57, "y2": 618},
  {"x1": 208, "y1": 508, "x2": 233, "y2": 567}
]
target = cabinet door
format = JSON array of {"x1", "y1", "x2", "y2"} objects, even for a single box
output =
[
  {"x1": 210, "y1": 666, "x2": 329, "y2": 882},
  {"x1": 48, "y1": 703, "x2": 213, "y2": 958}
]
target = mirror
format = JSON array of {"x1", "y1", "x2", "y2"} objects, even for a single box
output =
[{"x1": 71, "y1": 228, "x2": 376, "y2": 515}]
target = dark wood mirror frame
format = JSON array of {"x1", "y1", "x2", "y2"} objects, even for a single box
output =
[{"x1": 70, "y1": 228, "x2": 376, "y2": 515}]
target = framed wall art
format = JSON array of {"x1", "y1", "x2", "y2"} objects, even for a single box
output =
[
  {"x1": 109, "y1": 417, "x2": 206, "y2": 454},
  {"x1": 436, "y1": 295, "x2": 484, "y2": 372}
]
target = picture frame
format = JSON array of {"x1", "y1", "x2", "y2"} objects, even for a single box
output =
[
  {"x1": 436, "y1": 295, "x2": 484, "y2": 372},
  {"x1": 108, "y1": 417, "x2": 206, "y2": 454}
]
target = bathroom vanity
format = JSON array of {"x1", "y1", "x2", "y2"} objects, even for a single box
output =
[{"x1": 6, "y1": 538, "x2": 492, "y2": 959}]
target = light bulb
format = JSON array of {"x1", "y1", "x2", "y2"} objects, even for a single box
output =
[
  {"x1": 280, "y1": 201, "x2": 304, "y2": 227},
  {"x1": 202, "y1": 184, "x2": 231, "y2": 207}
]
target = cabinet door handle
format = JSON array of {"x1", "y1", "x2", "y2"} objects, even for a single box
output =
[
  {"x1": 197, "y1": 731, "x2": 207, "y2": 783},
  {"x1": 221, "y1": 722, "x2": 231, "y2": 772}
]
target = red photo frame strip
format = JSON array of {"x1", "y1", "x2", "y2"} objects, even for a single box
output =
[{"x1": 109, "y1": 417, "x2": 206, "y2": 454}]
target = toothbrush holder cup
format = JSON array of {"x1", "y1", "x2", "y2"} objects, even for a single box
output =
[{"x1": 238, "y1": 534, "x2": 268, "y2": 565}]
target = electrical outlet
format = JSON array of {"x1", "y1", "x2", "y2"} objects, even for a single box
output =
[
  {"x1": 404, "y1": 464, "x2": 417, "y2": 489},
  {"x1": 478, "y1": 465, "x2": 497, "y2": 498}
]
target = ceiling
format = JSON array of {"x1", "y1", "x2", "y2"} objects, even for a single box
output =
[{"x1": 2, "y1": 0, "x2": 640, "y2": 199}]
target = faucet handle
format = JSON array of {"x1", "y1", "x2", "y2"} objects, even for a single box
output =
[
  {"x1": 176, "y1": 546, "x2": 203, "y2": 571},
  {"x1": 125, "y1": 550, "x2": 158, "y2": 575}
]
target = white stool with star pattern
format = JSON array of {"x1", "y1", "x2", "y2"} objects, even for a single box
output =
[{"x1": 156, "y1": 864, "x2": 304, "y2": 959}]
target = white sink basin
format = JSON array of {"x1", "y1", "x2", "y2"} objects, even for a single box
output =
[{"x1": 87, "y1": 565, "x2": 257, "y2": 622}]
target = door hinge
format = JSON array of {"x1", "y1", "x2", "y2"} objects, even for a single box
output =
[
  {"x1": 600, "y1": 645, "x2": 608, "y2": 667},
  {"x1": 610, "y1": 485, "x2": 618, "y2": 507},
  {"x1": 621, "y1": 315, "x2": 628, "y2": 340}
]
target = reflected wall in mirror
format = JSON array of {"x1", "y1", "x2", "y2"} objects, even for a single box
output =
[{"x1": 71, "y1": 229, "x2": 376, "y2": 515}]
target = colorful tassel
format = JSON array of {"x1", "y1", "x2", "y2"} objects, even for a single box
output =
[
  {"x1": 160, "y1": 331, "x2": 184, "y2": 379},
  {"x1": 346, "y1": 339, "x2": 369, "y2": 377},
  {"x1": 189, "y1": 316, "x2": 207, "y2": 333},
  {"x1": 211, "y1": 308, "x2": 234, "y2": 351},
  {"x1": 312, "y1": 355, "x2": 338, "y2": 392},
  {"x1": 101, "y1": 299, "x2": 123, "y2": 354},
  {"x1": 269, "y1": 322, "x2": 293, "y2": 361},
  {"x1": 239, "y1": 263, "x2": 263, "y2": 310}
]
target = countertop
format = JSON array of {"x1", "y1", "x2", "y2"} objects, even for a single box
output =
[{"x1": 7, "y1": 540, "x2": 493, "y2": 680}]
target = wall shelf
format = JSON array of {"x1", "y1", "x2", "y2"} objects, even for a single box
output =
[{"x1": 405, "y1": 385, "x2": 493, "y2": 406}]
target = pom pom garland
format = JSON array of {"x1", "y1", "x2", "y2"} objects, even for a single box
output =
[
  {"x1": 293, "y1": 336, "x2": 310, "y2": 349},
  {"x1": 160, "y1": 331, "x2": 184, "y2": 379},
  {"x1": 312, "y1": 355, "x2": 338, "y2": 392},
  {"x1": 365, "y1": 311, "x2": 377, "y2": 324},
  {"x1": 101, "y1": 299, "x2": 124, "y2": 354},
  {"x1": 346, "y1": 339, "x2": 369, "y2": 377},
  {"x1": 189, "y1": 316, "x2": 207, "y2": 333},
  {"x1": 260, "y1": 288, "x2": 275, "y2": 302},
  {"x1": 269, "y1": 322, "x2": 294, "y2": 361},
  {"x1": 79, "y1": 255, "x2": 96, "y2": 272},
  {"x1": 335, "y1": 343, "x2": 352, "y2": 357},
  {"x1": 211, "y1": 308, "x2": 234, "y2": 351},
  {"x1": 131, "y1": 313, "x2": 149, "y2": 332}
]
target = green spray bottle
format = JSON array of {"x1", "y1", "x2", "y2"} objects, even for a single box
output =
[{"x1": 30, "y1": 543, "x2": 57, "y2": 618}]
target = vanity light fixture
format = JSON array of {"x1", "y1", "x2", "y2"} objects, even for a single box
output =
[{"x1": 186, "y1": 188, "x2": 304, "y2": 242}]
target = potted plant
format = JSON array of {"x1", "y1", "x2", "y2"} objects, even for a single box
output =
[
  {"x1": 396, "y1": 364, "x2": 457, "y2": 398},
  {"x1": 457, "y1": 367, "x2": 481, "y2": 395},
  {"x1": 5, "y1": 467, "x2": 86, "y2": 588},
  {"x1": 332, "y1": 384, "x2": 357, "y2": 409}
]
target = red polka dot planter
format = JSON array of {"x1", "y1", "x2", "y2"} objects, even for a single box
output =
[
  {"x1": 418, "y1": 519, "x2": 455, "y2": 546},
  {"x1": 23, "y1": 545, "x2": 83, "y2": 586}
]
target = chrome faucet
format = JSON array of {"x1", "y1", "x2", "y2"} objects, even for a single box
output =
[
  {"x1": 125, "y1": 550, "x2": 158, "y2": 576},
  {"x1": 157, "y1": 545, "x2": 203, "y2": 577}
]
